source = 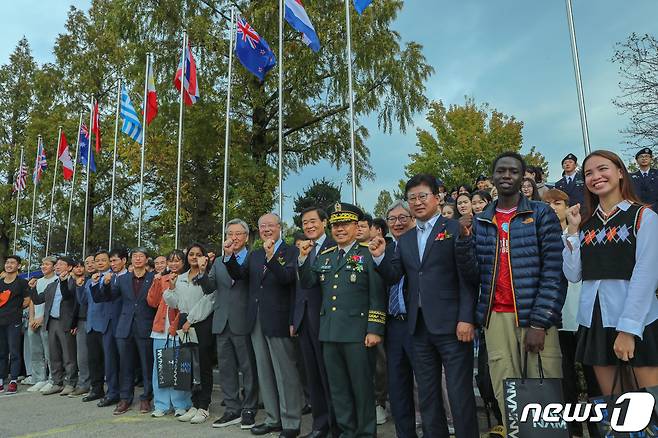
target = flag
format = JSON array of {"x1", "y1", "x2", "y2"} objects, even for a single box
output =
[
  {"x1": 284, "y1": 0, "x2": 321, "y2": 52},
  {"x1": 235, "y1": 18, "x2": 277, "y2": 81},
  {"x1": 173, "y1": 40, "x2": 199, "y2": 106},
  {"x1": 13, "y1": 163, "x2": 27, "y2": 193},
  {"x1": 57, "y1": 131, "x2": 74, "y2": 180},
  {"x1": 354, "y1": 0, "x2": 373, "y2": 14},
  {"x1": 146, "y1": 59, "x2": 158, "y2": 125},
  {"x1": 92, "y1": 99, "x2": 101, "y2": 153},
  {"x1": 120, "y1": 84, "x2": 143, "y2": 144},
  {"x1": 33, "y1": 138, "x2": 47, "y2": 184},
  {"x1": 79, "y1": 123, "x2": 96, "y2": 173}
]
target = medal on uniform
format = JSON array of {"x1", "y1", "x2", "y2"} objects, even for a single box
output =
[
  {"x1": 320, "y1": 274, "x2": 325, "y2": 282},
  {"x1": 350, "y1": 272, "x2": 357, "y2": 283}
]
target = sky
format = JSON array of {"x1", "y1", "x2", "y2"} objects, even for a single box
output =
[{"x1": 2, "y1": 0, "x2": 657, "y2": 225}]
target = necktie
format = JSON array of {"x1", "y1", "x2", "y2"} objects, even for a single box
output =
[
  {"x1": 308, "y1": 242, "x2": 318, "y2": 264},
  {"x1": 567, "y1": 176, "x2": 572, "y2": 185},
  {"x1": 338, "y1": 249, "x2": 345, "y2": 261},
  {"x1": 389, "y1": 279, "x2": 404, "y2": 316},
  {"x1": 418, "y1": 223, "x2": 428, "y2": 261}
]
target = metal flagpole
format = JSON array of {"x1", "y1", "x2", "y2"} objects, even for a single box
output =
[
  {"x1": 82, "y1": 97, "x2": 94, "y2": 259},
  {"x1": 175, "y1": 31, "x2": 187, "y2": 249},
  {"x1": 27, "y1": 136, "x2": 41, "y2": 279},
  {"x1": 565, "y1": 0, "x2": 591, "y2": 156},
  {"x1": 222, "y1": 9, "x2": 235, "y2": 247},
  {"x1": 64, "y1": 113, "x2": 83, "y2": 254},
  {"x1": 109, "y1": 79, "x2": 121, "y2": 249},
  {"x1": 12, "y1": 146, "x2": 25, "y2": 254},
  {"x1": 278, "y1": 0, "x2": 284, "y2": 218},
  {"x1": 138, "y1": 54, "x2": 150, "y2": 247},
  {"x1": 45, "y1": 127, "x2": 62, "y2": 256},
  {"x1": 345, "y1": 0, "x2": 357, "y2": 203}
]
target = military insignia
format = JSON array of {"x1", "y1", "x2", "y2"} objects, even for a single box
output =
[
  {"x1": 335, "y1": 202, "x2": 342, "y2": 212},
  {"x1": 320, "y1": 274, "x2": 325, "y2": 282},
  {"x1": 346, "y1": 255, "x2": 364, "y2": 272},
  {"x1": 277, "y1": 255, "x2": 286, "y2": 266},
  {"x1": 350, "y1": 273, "x2": 357, "y2": 283}
]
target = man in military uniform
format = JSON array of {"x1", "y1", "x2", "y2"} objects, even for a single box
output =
[
  {"x1": 631, "y1": 147, "x2": 658, "y2": 209},
  {"x1": 298, "y1": 202, "x2": 386, "y2": 438},
  {"x1": 554, "y1": 153, "x2": 585, "y2": 207}
]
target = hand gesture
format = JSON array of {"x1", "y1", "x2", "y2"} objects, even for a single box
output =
[
  {"x1": 459, "y1": 214, "x2": 474, "y2": 237},
  {"x1": 263, "y1": 239, "x2": 276, "y2": 260},
  {"x1": 169, "y1": 272, "x2": 178, "y2": 289},
  {"x1": 299, "y1": 240, "x2": 314, "y2": 258},
  {"x1": 103, "y1": 273, "x2": 112, "y2": 285},
  {"x1": 154, "y1": 273, "x2": 162, "y2": 281},
  {"x1": 566, "y1": 203, "x2": 581, "y2": 235},
  {"x1": 368, "y1": 236, "x2": 387, "y2": 258},
  {"x1": 59, "y1": 270, "x2": 70, "y2": 282},
  {"x1": 197, "y1": 256, "x2": 208, "y2": 272},
  {"x1": 28, "y1": 278, "x2": 37, "y2": 289},
  {"x1": 365, "y1": 333, "x2": 382, "y2": 348},
  {"x1": 223, "y1": 238, "x2": 235, "y2": 257},
  {"x1": 92, "y1": 273, "x2": 101, "y2": 283},
  {"x1": 76, "y1": 276, "x2": 85, "y2": 287}
]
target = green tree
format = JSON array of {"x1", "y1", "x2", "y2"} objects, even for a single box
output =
[
  {"x1": 524, "y1": 145, "x2": 550, "y2": 181},
  {"x1": 373, "y1": 189, "x2": 393, "y2": 218},
  {"x1": 292, "y1": 178, "x2": 341, "y2": 227}
]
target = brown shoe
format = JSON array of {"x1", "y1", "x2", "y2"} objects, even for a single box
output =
[
  {"x1": 113, "y1": 400, "x2": 131, "y2": 415},
  {"x1": 139, "y1": 399, "x2": 151, "y2": 414}
]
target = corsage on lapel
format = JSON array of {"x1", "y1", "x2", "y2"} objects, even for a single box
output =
[
  {"x1": 346, "y1": 255, "x2": 364, "y2": 272},
  {"x1": 435, "y1": 227, "x2": 452, "y2": 241}
]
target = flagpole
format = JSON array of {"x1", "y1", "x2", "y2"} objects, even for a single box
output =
[
  {"x1": 345, "y1": 0, "x2": 357, "y2": 203},
  {"x1": 82, "y1": 97, "x2": 94, "y2": 259},
  {"x1": 277, "y1": 0, "x2": 285, "y2": 218},
  {"x1": 64, "y1": 113, "x2": 83, "y2": 254},
  {"x1": 12, "y1": 146, "x2": 25, "y2": 254},
  {"x1": 222, "y1": 9, "x2": 235, "y2": 247},
  {"x1": 565, "y1": 0, "x2": 591, "y2": 156},
  {"x1": 27, "y1": 136, "x2": 41, "y2": 279},
  {"x1": 138, "y1": 54, "x2": 150, "y2": 247},
  {"x1": 45, "y1": 127, "x2": 62, "y2": 256},
  {"x1": 175, "y1": 31, "x2": 187, "y2": 249},
  {"x1": 108, "y1": 79, "x2": 121, "y2": 250}
]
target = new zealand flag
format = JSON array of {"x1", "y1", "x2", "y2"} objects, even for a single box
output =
[{"x1": 235, "y1": 17, "x2": 277, "y2": 81}]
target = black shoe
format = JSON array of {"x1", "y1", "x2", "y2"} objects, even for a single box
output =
[
  {"x1": 301, "y1": 404, "x2": 312, "y2": 415},
  {"x1": 241, "y1": 410, "x2": 256, "y2": 429},
  {"x1": 301, "y1": 430, "x2": 328, "y2": 438},
  {"x1": 97, "y1": 397, "x2": 119, "y2": 407},
  {"x1": 251, "y1": 423, "x2": 283, "y2": 436},
  {"x1": 82, "y1": 391, "x2": 104, "y2": 402},
  {"x1": 279, "y1": 429, "x2": 300, "y2": 438},
  {"x1": 213, "y1": 411, "x2": 241, "y2": 428}
]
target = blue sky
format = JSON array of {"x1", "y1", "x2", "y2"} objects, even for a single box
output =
[{"x1": 2, "y1": 1, "x2": 657, "y2": 224}]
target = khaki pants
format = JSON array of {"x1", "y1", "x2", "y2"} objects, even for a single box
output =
[{"x1": 484, "y1": 312, "x2": 562, "y2": 415}]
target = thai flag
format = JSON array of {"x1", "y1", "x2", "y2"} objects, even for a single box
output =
[
  {"x1": 174, "y1": 40, "x2": 200, "y2": 106},
  {"x1": 284, "y1": 0, "x2": 321, "y2": 52}
]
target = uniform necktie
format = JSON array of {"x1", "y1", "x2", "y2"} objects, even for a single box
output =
[
  {"x1": 308, "y1": 242, "x2": 318, "y2": 264},
  {"x1": 338, "y1": 249, "x2": 345, "y2": 261}
]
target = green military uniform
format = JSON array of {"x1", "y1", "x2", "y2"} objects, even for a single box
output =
[{"x1": 299, "y1": 202, "x2": 386, "y2": 438}]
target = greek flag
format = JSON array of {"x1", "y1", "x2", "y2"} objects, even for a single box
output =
[{"x1": 120, "y1": 84, "x2": 143, "y2": 144}]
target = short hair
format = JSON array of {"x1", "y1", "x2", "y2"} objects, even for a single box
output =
[
  {"x1": 293, "y1": 231, "x2": 307, "y2": 243},
  {"x1": 5, "y1": 255, "x2": 22, "y2": 264},
  {"x1": 492, "y1": 151, "x2": 527, "y2": 175},
  {"x1": 258, "y1": 213, "x2": 281, "y2": 226},
  {"x1": 405, "y1": 173, "x2": 440, "y2": 196},
  {"x1": 41, "y1": 256, "x2": 57, "y2": 265},
  {"x1": 109, "y1": 248, "x2": 128, "y2": 260},
  {"x1": 471, "y1": 190, "x2": 492, "y2": 204},
  {"x1": 301, "y1": 206, "x2": 328, "y2": 222},
  {"x1": 360, "y1": 213, "x2": 373, "y2": 227},
  {"x1": 458, "y1": 184, "x2": 473, "y2": 194},
  {"x1": 73, "y1": 259, "x2": 84, "y2": 267},
  {"x1": 542, "y1": 188, "x2": 569, "y2": 204},
  {"x1": 147, "y1": 258, "x2": 155, "y2": 270},
  {"x1": 130, "y1": 247, "x2": 149, "y2": 258},
  {"x1": 371, "y1": 218, "x2": 389, "y2": 237},
  {"x1": 386, "y1": 200, "x2": 412, "y2": 217},
  {"x1": 94, "y1": 250, "x2": 110, "y2": 260},
  {"x1": 84, "y1": 254, "x2": 95, "y2": 261},
  {"x1": 57, "y1": 256, "x2": 75, "y2": 266},
  {"x1": 533, "y1": 166, "x2": 544, "y2": 183},
  {"x1": 225, "y1": 218, "x2": 250, "y2": 237}
]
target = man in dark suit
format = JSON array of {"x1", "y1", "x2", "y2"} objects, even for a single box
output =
[
  {"x1": 630, "y1": 147, "x2": 658, "y2": 208},
  {"x1": 292, "y1": 207, "x2": 336, "y2": 438},
  {"x1": 29, "y1": 256, "x2": 79, "y2": 396},
  {"x1": 554, "y1": 153, "x2": 585, "y2": 207},
  {"x1": 369, "y1": 174, "x2": 479, "y2": 438},
  {"x1": 224, "y1": 213, "x2": 303, "y2": 438},
  {"x1": 198, "y1": 218, "x2": 258, "y2": 430},
  {"x1": 92, "y1": 248, "x2": 155, "y2": 415}
]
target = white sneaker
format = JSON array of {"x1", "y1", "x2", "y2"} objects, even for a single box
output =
[
  {"x1": 21, "y1": 376, "x2": 34, "y2": 385},
  {"x1": 174, "y1": 409, "x2": 187, "y2": 417},
  {"x1": 39, "y1": 382, "x2": 54, "y2": 394},
  {"x1": 177, "y1": 407, "x2": 197, "y2": 422},
  {"x1": 190, "y1": 408, "x2": 209, "y2": 424},
  {"x1": 376, "y1": 405, "x2": 387, "y2": 425},
  {"x1": 28, "y1": 381, "x2": 47, "y2": 392},
  {"x1": 151, "y1": 409, "x2": 167, "y2": 418}
]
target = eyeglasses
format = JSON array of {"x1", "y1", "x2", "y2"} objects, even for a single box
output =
[
  {"x1": 227, "y1": 231, "x2": 247, "y2": 237},
  {"x1": 406, "y1": 192, "x2": 431, "y2": 202},
  {"x1": 386, "y1": 214, "x2": 412, "y2": 224}
]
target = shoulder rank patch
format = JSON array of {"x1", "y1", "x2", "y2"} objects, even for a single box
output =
[
  {"x1": 320, "y1": 246, "x2": 337, "y2": 255},
  {"x1": 368, "y1": 310, "x2": 386, "y2": 324}
]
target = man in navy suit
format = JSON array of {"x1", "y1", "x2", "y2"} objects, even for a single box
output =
[
  {"x1": 369, "y1": 174, "x2": 478, "y2": 438},
  {"x1": 291, "y1": 207, "x2": 336, "y2": 438},
  {"x1": 92, "y1": 248, "x2": 155, "y2": 416},
  {"x1": 554, "y1": 153, "x2": 585, "y2": 207}
]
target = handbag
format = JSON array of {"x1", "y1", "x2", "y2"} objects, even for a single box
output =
[
  {"x1": 155, "y1": 335, "x2": 178, "y2": 388},
  {"x1": 174, "y1": 332, "x2": 202, "y2": 392},
  {"x1": 503, "y1": 351, "x2": 570, "y2": 438}
]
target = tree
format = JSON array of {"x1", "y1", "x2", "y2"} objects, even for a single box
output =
[
  {"x1": 292, "y1": 178, "x2": 341, "y2": 227},
  {"x1": 524, "y1": 146, "x2": 550, "y2": 181},
  {"x1": 612, "y1": 33, "x2": 658, "y2": 150},
  {"x1": 373, "y1": 190, "x2": 393, "y2": 218}
]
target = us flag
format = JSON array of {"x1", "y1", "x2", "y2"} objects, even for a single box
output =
[{"x1": 13, "y1": 163, "x2": 27, "y2": 192}]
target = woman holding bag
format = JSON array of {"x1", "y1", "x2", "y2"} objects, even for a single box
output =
[
  {"x1": 563, "y1": 150, "x2": 658, "y2": 395},
  {"x1": 164, "y1": 243, "x2": 215, "y2": 425},
  {"x1": 147, "y1": 249, "x2": 191, "y2": 418}
]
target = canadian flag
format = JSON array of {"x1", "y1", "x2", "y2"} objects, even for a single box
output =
[
  {"x1": 57, "y1": 131, "x2": 74, "y2": 180},
  {"x1": 146, "y1": 59, "x2": 158, "y2": 125}
]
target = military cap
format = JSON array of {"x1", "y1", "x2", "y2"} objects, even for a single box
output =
[
  {"x1": 475, "y1": 174, "x2": 488, "y2": 183},
  {"x1": 562, "y1": 153, "x2": 578, "y2": 165},
  {"x1": 329, "y1": 202, "x2": 364, "y2": 225},
  {"x1": 635, "y1": 148, "x2": 653, "y2": 160}
]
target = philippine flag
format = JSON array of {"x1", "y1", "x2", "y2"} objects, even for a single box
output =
[{"x1": 284, "y1": 0, "x2": 321, "y2": 52}]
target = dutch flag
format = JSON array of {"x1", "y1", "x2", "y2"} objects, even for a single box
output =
[{"x1": 284, "y1": 0, "x2": 321, "y2": 53}]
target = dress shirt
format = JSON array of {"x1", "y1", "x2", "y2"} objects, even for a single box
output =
[
  {"x1": 35, "y1": 275, "x2": 57, "y2": 319},
  {"x1": 235, "y1": 247, "x2": 248, "y2": 266},
  {"x1": 49, "y1": 281, "x2": 63, "y2": 318},
  {"x1": 416, "y1": 212, "x2": 441, "y2": 262},
  {"x1": 562, "y1": 200, "x2": 658, "y2": 338}
]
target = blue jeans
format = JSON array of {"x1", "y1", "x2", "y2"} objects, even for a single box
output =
[{"x1": 152, "y1": 337, "x2": 192, "y2": 412}]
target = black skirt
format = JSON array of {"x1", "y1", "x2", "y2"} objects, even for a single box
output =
[{"x1": 575, "y1": 296, "x2": 658, "y2": 367}]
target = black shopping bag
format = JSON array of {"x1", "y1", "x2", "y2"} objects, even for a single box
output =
[
  {"x1": 503, "y1": 352, "x2": 570, "y2": 438},
  {"x1": 590, "y1": 363, "x2": 658, "y2": 437},
  {"x1": 174, "y1": 333, "x2": 201, "y2": 392},
  {"x1": 155, "y1": 336, "x2": 178, "y2": 388}
]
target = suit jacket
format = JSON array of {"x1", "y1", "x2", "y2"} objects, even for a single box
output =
[
  {"x1": 292, "y1": 236, "x2": 336, "y2": 332},
  {"x1": 198, "y1": 258, "x2": 251, "y2": 336},
  {"x1": 631, "y1": 168, "x2": 658, "y2": 207},
  {"x1": 30, "y1": 277, "x2": 77, "y2": 332},
  {"x1": 225, "y1": 242, "x2": 296, "y2": 338},
  {"x1": 554, "y1": 171, "x2": 585, "y2": 207},
  {"x1": 376, "y1": 216, "x2": 476, "y2": 336},
  {"x1": 92, "y1": 271, "x2": 156, "y2": 339}
]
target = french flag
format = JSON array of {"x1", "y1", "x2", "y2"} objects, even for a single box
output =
[{"x1": 284, "y1": 0, "x2": 321, "y2": 53}]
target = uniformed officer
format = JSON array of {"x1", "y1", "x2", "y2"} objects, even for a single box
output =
[
  {"x1": 554, "y1": 153, "x2": 585, "y2": 207},
  {"x1": 630, "y1": 147, "x2": 658, "y2": 208},
  {"x1": 298, "y1": 202, "x2": 386, "y2": 438}
]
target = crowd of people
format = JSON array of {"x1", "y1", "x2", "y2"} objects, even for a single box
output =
[{"x1": 0, "y1": 146, "x2": 657, "y2": 438}]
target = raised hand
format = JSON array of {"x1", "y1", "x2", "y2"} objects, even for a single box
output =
[
  {"x1": 91, "y1": 272, "x2": 101, "y2": 284},
  {"x1": 169, "y1": 272, "x2": 179, "y2": 289},
  {"x1": 459, "y1": 214, "x2": 474, "y2": 237},
  {"x1": 368, "y1": 236, "x2": 386, "y2": 258},
  {"x1": 103, "y1": 273, "x2": 112, "y2": 285},
  {"x1": 28, "y1": 278, "x2": 37, "y2": 289},
  {"x1": 299, "y1": 240, "x2": 314, "y2": 258},
  {"x1": 76, "y1": 276, "x2": 85, "y2": 287},
  {"x1": 59, "y1": 270, "x2": 70, "y2": 282},
  {"x1": 223, "y1": 238, "x2": 235, "y2": 257},
  {"x1": 197, "y1": 256, "x2": 208, "y2": 272},
  {"x1": 263, "y1": 239, "x2": 276, "y2": 261},
  {"x1": 566, "y1": 203, "x2": 581, "y2": 235}
]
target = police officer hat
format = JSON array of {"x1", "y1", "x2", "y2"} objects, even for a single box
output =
[
  {"x1": 475, "y1": 174, "x2": 488, "y2": 183},
  {"x1": 329, "y1": 202, "x2": 364, "y2": 225},
  {"x1": 561, "y1": 153, "x2": 578, "y2": 165},
  {"x1": 635, "y1": 148, "x2": 653, "y2": 160}
]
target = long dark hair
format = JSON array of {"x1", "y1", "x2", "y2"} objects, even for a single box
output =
[
  {"x1": 521, "y1": 177, "x2": 541, "y2": 201},
  {"x1": 581, "y1": 150, "x2": 643, "y2": 227},
  {"x1": 185, "y1": 242, "x2": 207, "y2": 273}
]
